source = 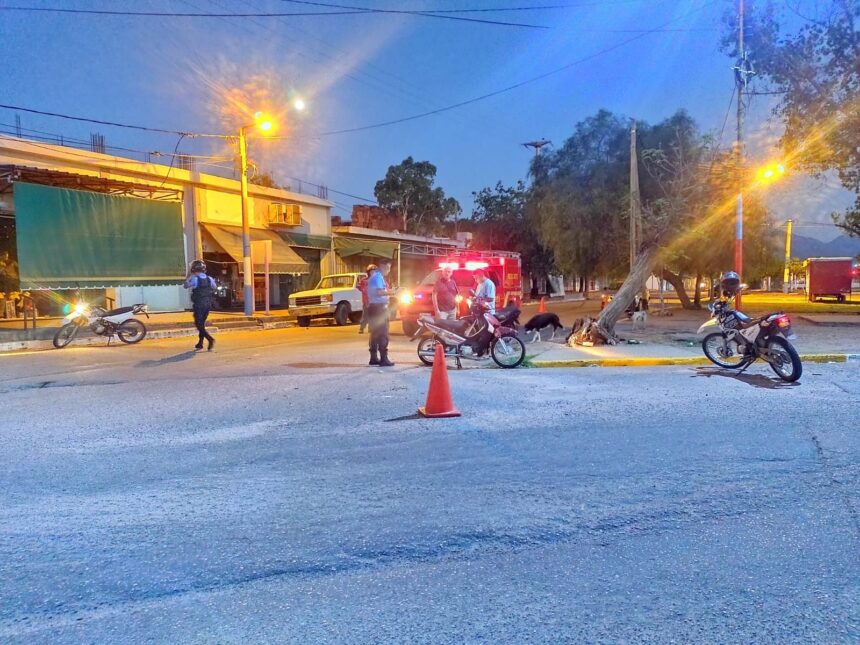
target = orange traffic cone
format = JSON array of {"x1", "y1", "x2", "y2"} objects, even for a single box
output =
[
  {"x1": 418, "y1": 343, "x2": 461, "y2": 418},
  {"x1": 538, "y1": 296, "x2": 546, "y2": 313}
]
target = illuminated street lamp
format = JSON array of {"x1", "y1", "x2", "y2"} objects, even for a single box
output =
[
  {"x1": 293, "y1": 98, "x2": 306, "y2": 112},
  {"x1": 239, "y1": 111, "x2": 275, "y2": 316},
  {"x1": 735, "y1": 160, "x2": 786, "y2": 307}
]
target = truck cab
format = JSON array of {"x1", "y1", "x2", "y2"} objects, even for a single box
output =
[{"x1": 398, "y1": 251, "x2": 522, "y2": 336}]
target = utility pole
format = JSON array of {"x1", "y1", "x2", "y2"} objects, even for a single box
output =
[
  {"x1": 629, "y1": 120, "x2": 641, "y2": 271},
  {"x1": 238, "y1": 125, "x2": 254, "y2": 316},
  {"x1": 782, "y1": 219, "x2": 793, "y2": 293},
  {"x1": 522, "y1": 139, "x2": 551, "y2": 157},
  {"x1": 733, "y1": 0, "x2": 753, "y2": 307}
]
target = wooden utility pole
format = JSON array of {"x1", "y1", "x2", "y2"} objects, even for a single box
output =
[{"x1": 629, "y1": 120, "x2": 641, "y2": 271}]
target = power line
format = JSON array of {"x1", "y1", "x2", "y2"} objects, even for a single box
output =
[
  {"x1": 317, "y1": 0, "x2": 718, "y2": 136},
  {"x1": 0, "y1": 103, "x2": 223, "y2": 138},
  {"x1": 286, "y1": 176, "x2": 376, "y2": 203},
  {"x1": 2, "y1": 3, "x2": 548, "y2": 28},
  {"x1": 280, "y1": 0, "x2": 547, "y2": 27}
]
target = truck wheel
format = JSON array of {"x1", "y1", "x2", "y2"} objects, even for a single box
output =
[
  {"x1": 334, "y1": 302, "x2": 351, "y2": 326},
  {"x1": 297, "y1": 316, "x2": 311, "y2": 328},
  {"x1": 402, "y1": 320, "x2": 419, "y2": 337}
]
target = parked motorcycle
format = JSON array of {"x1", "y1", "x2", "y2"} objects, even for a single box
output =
[
  {"x1": 412, "y1": 298, "x2": 525, "y2": 368},
  {"x1": 698, "y1": 298, "x2": 802, "y2": 382},
  {"x1": 53, "y1": 302, "x2": 149, "y2": 349}
]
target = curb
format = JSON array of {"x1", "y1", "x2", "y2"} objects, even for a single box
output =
[{"x1": 530, "y1": 352, "x2": 860, "y2": 368}]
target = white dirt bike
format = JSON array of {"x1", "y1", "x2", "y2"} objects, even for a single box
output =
[{"x1": 53, "y1": 302, "x2": 149, "y2": 349}]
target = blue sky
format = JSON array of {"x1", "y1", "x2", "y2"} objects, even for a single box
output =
[{"x1": 1, "y1": 0, "x2": 852, "y2": 239}]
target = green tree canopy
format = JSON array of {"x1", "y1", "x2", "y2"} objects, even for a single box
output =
[{"x1": 374, "y1": 157, "x2": 461, "y2": 236}]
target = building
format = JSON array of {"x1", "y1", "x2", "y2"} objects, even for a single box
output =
[{"x1": 0, "y1": 136, "x2": 333, "y2": 313}]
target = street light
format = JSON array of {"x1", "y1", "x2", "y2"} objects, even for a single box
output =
[
  {"x1": 735, "y1": 160, "x2": 786, "y2": 307},
  {"x1": 239, "y1": 111, "x2": 275, "y2": 316}
]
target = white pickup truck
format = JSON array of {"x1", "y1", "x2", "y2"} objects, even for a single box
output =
[{"x1": 288, "y1": 273, "x2": 365, "y2": 327}]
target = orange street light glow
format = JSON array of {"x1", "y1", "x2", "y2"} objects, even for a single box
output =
[
  {"x1": 253, "y1": 111, "x2": 274, "y2": 133},
  {"x1": 757, "y1": 162, "x2": 786, "y2": 182}
]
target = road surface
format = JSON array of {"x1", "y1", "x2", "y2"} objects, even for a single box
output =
[{"x1": 1, "y1": 326, "x2": 858, "y2": 642}]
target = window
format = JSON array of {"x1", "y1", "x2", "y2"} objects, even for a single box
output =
[{"x1": 316, "y1": 275, "x2": 356, "y2": 289}]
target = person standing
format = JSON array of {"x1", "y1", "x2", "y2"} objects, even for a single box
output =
[
  {"x1": 357, "y1": 263, "x2": 376, "y2": 334},
  {"x1": 366, "y1": 259, "x2": 396, "y2": 366},
  {"x1": 184, "y1": 259, "x2": 216, "y2": 351},
  {"x1": 432, "y1": 265, "x2": 459, "y2": 319},
  {"x1": 474, "y1": 269, "x2": 497, "y2": 313}
]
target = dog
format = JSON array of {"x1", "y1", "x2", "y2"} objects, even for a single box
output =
[
  {"x1": 524, "y1": 312, "x2": 563, "y2": 343},
  {"x1": 631, "y1": 310, "x2": 647, "y2": 331}
]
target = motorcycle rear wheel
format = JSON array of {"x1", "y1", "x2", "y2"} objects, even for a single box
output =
[
  {"x1": 118, "y1": 319, "x2": 147, "y2": 344},
  {"x1": 766, "y1": 336, "x2": 802, "y2": 382},
  {"x1": 490, "y1": 334, "x2": 525, "y2": 369},
  {"x1": 702, "y1": 332, "x2": 749, "y2": 369},
  {"x1": 53, "y1": 323, "x2": 80, "y2": 349},
  {"x1": 417, "y1": 336, "x2": 440, "y2": 366}
]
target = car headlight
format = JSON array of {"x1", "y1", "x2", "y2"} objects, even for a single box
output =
[
  {"x1": 400, "y1": 292, "x2": 413, "y2": 305},
  {"x1": 322, "y1": 294, "x2": 333, "y2": 303},
  {"x1": 288, "y1": 298, "x2": 297, "y2": 307},
  {"x1": 455, "y1": 295, "x2": 463, "y2": 304}
]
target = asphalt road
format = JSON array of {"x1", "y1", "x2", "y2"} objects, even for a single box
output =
[{"x1": 1, "y1": 326, "x2": 858, "y2": 643}]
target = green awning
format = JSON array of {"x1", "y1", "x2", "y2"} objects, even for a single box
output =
[
  {"x1": 14, "y1": 182, "x2": 185, "y2": 289},
  {"x1": 202, "y1": 223, "x2": 308, "y2": 274},
  {"x1": 334, "y1": 237, "x2": 399, "y2": 259},
  {"x1": 281, "y1": 232, "x2": 332, "y2": 250}
]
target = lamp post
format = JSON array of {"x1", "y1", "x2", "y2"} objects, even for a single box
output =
[{"x1": 239, "y1": 112, "x2": 273, "y2": 316}]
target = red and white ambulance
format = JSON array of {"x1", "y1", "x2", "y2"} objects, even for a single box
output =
[{"x1": 398, "y1": 250, "x2": 522, "y2": 336}]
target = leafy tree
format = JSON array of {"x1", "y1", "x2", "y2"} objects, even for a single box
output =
[
  {"x1": 529, "y1": 110, "x2": 629, "y2": 297},
  {"x1": 374, "y1": 157, "x2": 461, "y2": 236},
  {"x1": 471, "y1": 181, "x2": 555, "y2": 286},
  {"x1": 249, "y1": 170, "x2": 280, "y2": 189},
  {"x1": 723, "y1": 2, "x2": 860, "y2": 235}
]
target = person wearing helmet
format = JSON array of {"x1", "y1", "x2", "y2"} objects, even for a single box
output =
[
  {"x1": 184, "y1": 259, "x2": 216, "y2": 351},
  {"x1": 357, "y1": 263, "x2": 376, "y2": 335}
]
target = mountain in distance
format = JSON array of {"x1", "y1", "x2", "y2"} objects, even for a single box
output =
[{"x1": 789, "y1": 233, "x2": 860, "y2": 259}]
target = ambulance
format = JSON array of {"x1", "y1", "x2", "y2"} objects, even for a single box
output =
[{"x1": 397, "y1": 250, "x2": 522, "y2": 336}]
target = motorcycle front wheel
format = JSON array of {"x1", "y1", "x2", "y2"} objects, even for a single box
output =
[
  {"x1": 117, "y1": 319, "x2": 147, "y2": 344},
  {"x1": 53, "y1": 323, "x2": 81, "y2": 349},
  {"x1": 490, "y1": 334, "x2": 525, "y2": 369},
  {"x1": 702, "y1": 332, "x2": 749, "y2": 369},
  {"x1": 417, "y1": 336, "x2": 440, "y2": 366},
  {"x1": 766, "y1": 336, "x2": 802, "y2": 382}
]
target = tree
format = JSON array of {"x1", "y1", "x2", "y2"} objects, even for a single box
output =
[
  {"x1": 249, "y1": 170, "x2": 280, "y2": 189},
  {"x1": 374, "y1": 157, "x2": 461, "y2": 236},
  {"x1": 725, "y1": 2, "x2": 860, "y2": 235},
  {"x1": 529, "y1": 110, "x2": 629, "y2": 297},
  {"x1": 471, "y1": 181, "x2": 555, "y2": 287}
]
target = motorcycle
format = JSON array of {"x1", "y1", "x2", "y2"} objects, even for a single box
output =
[
  {"x1": 53, "y1": 301, "x2": 150, "y2": 349},
  {"x1": 697, "y1": 298, "x2": 802, "y2": 382},
  {"x1": 412, "y1": 297, "x2": 525, "y2": 369}
]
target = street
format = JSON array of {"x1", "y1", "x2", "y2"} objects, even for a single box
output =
[{"x1": 1, "y1": 326, "x2": 858, "y2": 643}]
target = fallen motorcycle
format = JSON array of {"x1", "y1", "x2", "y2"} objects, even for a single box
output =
[{"x1": 53, "y1": 302, "x2": 149, "y2": 349}]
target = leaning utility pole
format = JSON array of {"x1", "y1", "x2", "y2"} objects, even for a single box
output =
[
  {"x1": 629, "y1": 120, "x2": 642, "y2": 271},
  {"x1": 734, "y1": 0, "x2": 753, "y2": 307}
]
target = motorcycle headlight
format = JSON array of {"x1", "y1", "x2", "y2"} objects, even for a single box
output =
[
  {"x1": 400, "y1": 292, "x2": 413, "y2": 305},
  {"x1": 73, "y1": 303, "x2": 87, "y2": 314}
]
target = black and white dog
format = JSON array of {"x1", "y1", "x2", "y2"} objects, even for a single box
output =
[{"x1": 523, "y1": 313, "x2": 563, "y2": 343}]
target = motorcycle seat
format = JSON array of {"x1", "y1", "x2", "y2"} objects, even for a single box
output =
[
  {"x1": 102, "y1": 306, "x2": 135, "y2": 317},
  {"x1": 433, "y1": 317, "x2": 469, "y2": 334},
  {"x1": 494, "y1": 306, "x2": 520, "y2": 325}
]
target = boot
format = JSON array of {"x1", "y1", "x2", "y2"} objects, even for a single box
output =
[
  {"x1": 378, "y1": 351, "x2": 394, "y2": 367},
  {"x1": 369, "y1": 350, "x2": 380, "y2": 366}
]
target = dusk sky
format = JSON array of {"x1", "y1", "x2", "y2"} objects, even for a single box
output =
[{"x1": 2, "y1": 0, "x2": 852, "y2": 239}]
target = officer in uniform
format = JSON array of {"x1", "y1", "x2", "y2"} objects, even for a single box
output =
[
  {"x1": 366, "y1": 258, "x2": 396, "y2": 366},
  {"x1": 184, "y1": 260, "x2": 216, "y2": 351}
]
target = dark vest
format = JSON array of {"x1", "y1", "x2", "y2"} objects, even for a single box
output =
[{"x1": 191, "y1": 274, "x2": 214, "y2": 306}]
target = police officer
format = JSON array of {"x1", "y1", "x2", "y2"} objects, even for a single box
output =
[
  {"x1": 366, "y1": 258, "x2": 396, "y2": 366},
  {"x1": 184, "y1": 260, "x2": 216, "y2": 351}
]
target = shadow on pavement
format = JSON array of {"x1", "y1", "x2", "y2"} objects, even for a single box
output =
[
  {"x1": 690, "y1": 366, "x2": 800, "y2": 389},
  {"x1": 135, "y1": 350, "x2": 199, "y2": 368}
]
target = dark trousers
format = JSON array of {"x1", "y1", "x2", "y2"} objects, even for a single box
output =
[
  {"x1": 367, "y1": 303, "x2": 389, "y2": 355},
  {"x1": 193, "y1": 304, "x2": 214, "y2": 344}
]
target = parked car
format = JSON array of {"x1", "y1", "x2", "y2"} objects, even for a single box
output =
[{"x1": 288, "y1": 273, "x2": 364, "y2": 327}]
